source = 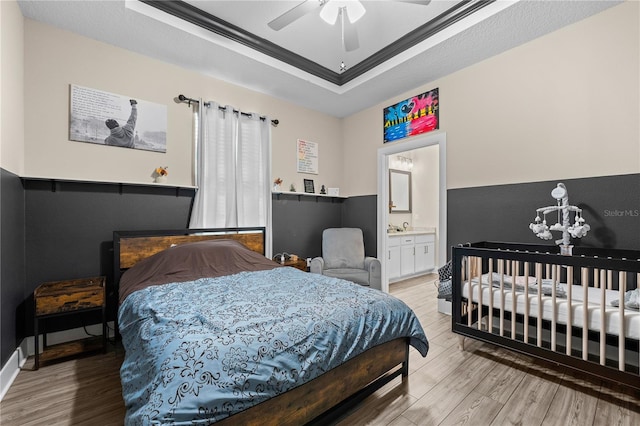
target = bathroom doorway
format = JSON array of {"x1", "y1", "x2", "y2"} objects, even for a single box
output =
[{"x1": 377, "y1": 132, "x2": 446, "y2": 293}]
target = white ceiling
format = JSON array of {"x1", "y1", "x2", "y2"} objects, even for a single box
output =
[
  {"x1": 188, "y1": 0, "x2": 461, "y2": 71},
  {"x1": 18, "y1": 0, "x2": 621, "y2": 118}
]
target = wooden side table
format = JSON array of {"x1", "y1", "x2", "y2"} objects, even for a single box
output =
[
  {"x1": 281, "y1": 258, "x2": 309, "y2": 272},
  {"x1": 33, "y1": 276, "x2": 106, "y2": 369}
]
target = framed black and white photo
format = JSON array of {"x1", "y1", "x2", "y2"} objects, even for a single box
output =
[
  {"x1": 303, "y1": 179, "x2": 315, "y2": 194},
  {"x1": 69, "y1": 84, "x2": 167, "y2": 152}
]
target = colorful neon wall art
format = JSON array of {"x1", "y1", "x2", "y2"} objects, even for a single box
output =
[{"x1": 383, "y1": 88, "x2": 439, "y2": 143}]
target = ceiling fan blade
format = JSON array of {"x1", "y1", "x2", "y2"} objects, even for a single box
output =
[
  {"x1": 341, "y1": 8, "x2": 359, "y2": 52},
  {"x1": 267, "y1": 0, "x2": 319, "y2": 31}
]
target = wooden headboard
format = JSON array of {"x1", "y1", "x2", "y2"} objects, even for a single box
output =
[
  {"x1": 111, "y1": 227, "x2": 265, "y2": 338},
  {"x1": 113, "y1": 227, "x2": 265, "y2": 283}
]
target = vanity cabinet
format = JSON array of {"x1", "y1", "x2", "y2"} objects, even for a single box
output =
[
  {"x1": 388, "y1": 238, "x2": 401, "y2": 280},
  {"x1": 388, "y1": 232, "x2": 435, "y2": 282},
  {"x1": 400, "y1": 236, "x2": 416, "y2": 276},
  {"x1": 414, "y1": 234, "x2": 436, "y2": 272}
]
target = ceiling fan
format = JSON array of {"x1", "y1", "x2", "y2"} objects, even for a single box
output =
[{"x1": 268, "y1": 0, "x2": 431, "y2": 52}]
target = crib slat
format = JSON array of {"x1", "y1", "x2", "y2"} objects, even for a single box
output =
[
  {"x1": 566, "y1": 266, "x2": 573, "y2": 356},
  {"x1": 477, "y1": 257, "x2": 483, "y2": 331},
  {"x1": 600, "y1": 269, "x2": 606, "y2": 366},
  {"x1": 466, "y1": 257, "x2": 473, "y2": 327},
  {"x1": 511, "y1": 260, "x2": 517, "y2": 339},
  {"x1": 536, "y1": 262, "x2": 543, "y2": 347},
  {"x1": 488, "y1": 259, "x2": 494, "y2": 334},
  {"x1": 551, "y1": 265, "x2": 558, "y2": 351},
  {"x1": 619, "y1": 270, "x2": 626, "y2": 371},
  {"x1": 499, "y1": 259, "x2": 505, "y2": 337},
  {"x1": 524, "y1": 262, "x2": 530, "y2": 343},
  {"x1": 582, "y1": 267, "x2": 589, "y2": 361},
  {"x1": 546, "y1": 263, "x2": 551, "y2": 280}
]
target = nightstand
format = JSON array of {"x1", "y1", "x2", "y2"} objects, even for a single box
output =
[
  {"x1": 281, "y1": 258, "x2": 309, "y2": 272},
  {"x1": 33, "y1": 276, "x2": 107, "y2": 369}
]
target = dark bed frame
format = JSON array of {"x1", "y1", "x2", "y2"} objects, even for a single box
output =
[
  {"x1": 113, "y1": 227, "x2": 412, "y2": 425},
  {"x1": 452, "y1": 242, "x2": 640, "y2": 390}
]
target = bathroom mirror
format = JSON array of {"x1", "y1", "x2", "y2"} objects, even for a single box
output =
[{"x1": 389, "y1": 169, "x2": 411, "y2": 213}]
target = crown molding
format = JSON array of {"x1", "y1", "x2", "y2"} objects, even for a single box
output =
[{"x1": 141, "y1": 0, "x2": 494, "y2": 86}]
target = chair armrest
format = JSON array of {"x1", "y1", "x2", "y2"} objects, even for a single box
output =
[
  {"x1": 310, "y1": 257, "x2": 324, "y2": 274},
  {"x1": 364, "y1": 257, "x2": 382, "y2": 290}
]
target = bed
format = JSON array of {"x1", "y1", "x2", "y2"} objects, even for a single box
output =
[
  {"x1": 113, "y1": 227, "x2": 428, "y2": 425},
  {"x1": 451, "y1": 241, "x2": 640, "y2": 389}
]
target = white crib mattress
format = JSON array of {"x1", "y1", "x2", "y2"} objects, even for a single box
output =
[{"x1": 461, "y1": 274, "x2": 640, "y2": 340}]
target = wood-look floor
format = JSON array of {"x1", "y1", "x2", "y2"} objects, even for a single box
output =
[{"x1": 2, "y1": 274, "x2": 639, "y2": 425}]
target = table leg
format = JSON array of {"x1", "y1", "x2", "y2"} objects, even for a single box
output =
[{"x1": 34, "y1": 317, "x2": 39, "y2": 370}]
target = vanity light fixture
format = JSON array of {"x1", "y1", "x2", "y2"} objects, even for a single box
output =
[{"x1": 396, "y1": 156, "x2": 413, "y2": 170}]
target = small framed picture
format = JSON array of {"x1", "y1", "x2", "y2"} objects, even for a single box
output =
[{"x1": 303, "y1": 179, "x2": 315, "y2": 194}]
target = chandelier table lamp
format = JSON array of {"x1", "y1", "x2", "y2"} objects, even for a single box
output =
[{"x1": 529, "y1": 183, "x2": 590, "y2": 255}]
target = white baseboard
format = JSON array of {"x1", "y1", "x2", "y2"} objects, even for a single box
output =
[
  {"x1": 0, "y1": 322, "x2": 115, "y2": 401},
  {"x1": 0, "y1": 339, "x2": 28, "y2": 401}
]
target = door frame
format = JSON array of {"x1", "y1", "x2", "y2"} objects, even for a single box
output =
[{"x1": 377, "y1": 132, "x2": 447, "y2": 293}]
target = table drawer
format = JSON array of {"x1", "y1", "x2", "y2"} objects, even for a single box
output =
[{"x1": 35, "y1": 277, "x2": 105, "y2": 316}]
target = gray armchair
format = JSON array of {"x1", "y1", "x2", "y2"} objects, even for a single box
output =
[{"x1": 310, "y1": 228, "x2": 381, "y2": 290}]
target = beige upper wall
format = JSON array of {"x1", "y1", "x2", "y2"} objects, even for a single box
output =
[
  {"x1": 343, "y1": 1, "x2": 639, "y2": 195},
  {"x1": 0, "y1": 0, "x2": 25, "y2": 175},
  {"x1": 18, "y1": 1, "x2": 640, "y2": 195},
  {"x1": 23, "y1": 19, "x2": 343, "y2": 190}
]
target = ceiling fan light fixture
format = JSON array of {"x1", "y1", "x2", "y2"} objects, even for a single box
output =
[{"x1": 320, "y1": 0, "x2": 365, "y2": 25}]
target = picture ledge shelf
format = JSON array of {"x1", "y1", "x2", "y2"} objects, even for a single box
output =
[
  {"x1": 272, "y1": 190, "x2": 347, "y2": 199},
  {"x1": 21, "y1": 176, "x2": 197, "y2": 191}
]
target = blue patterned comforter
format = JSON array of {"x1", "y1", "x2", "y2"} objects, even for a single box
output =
[{"x1": 119, "y1": 267, "x2": 428, "y2": 425}]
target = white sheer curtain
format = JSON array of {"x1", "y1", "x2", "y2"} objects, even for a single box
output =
[{"x1": 189, "y1": 102, "x2": 272, "y2": 257}]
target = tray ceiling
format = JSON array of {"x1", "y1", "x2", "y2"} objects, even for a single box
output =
[{"x1": 18, "y1": 0, "x2": 621, "y2": 117}]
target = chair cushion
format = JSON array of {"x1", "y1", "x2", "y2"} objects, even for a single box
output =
[
  {"x1": 322, "y1": 268, "x2": 370, "y2": 286},
  {"x1": 322, "y1": 228, "x2": 365, "y2": 269}
]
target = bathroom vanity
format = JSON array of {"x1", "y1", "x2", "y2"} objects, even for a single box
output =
[{"x1": 387, "y1": 229, "x2": 436, "y2": 282}]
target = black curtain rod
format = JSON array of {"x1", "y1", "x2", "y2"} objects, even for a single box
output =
[{"x1": 178, "y1": 94, "x2": 279, "y2": 127}]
